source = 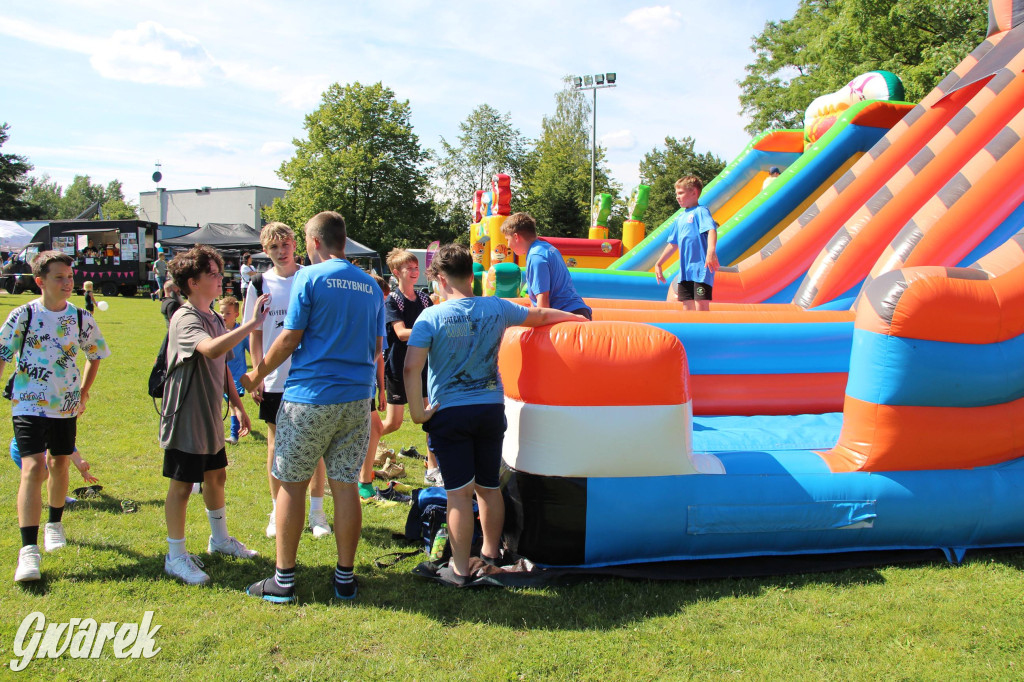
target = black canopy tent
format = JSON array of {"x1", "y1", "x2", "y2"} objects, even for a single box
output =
[
  {"x1": 162, "y1": 223, "x2": 379, "y2": 258},
  {"x1": 160, "y1": 223, "x2": 262, "y2": 250}
]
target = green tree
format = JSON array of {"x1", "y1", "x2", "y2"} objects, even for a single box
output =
[
  {"x1": 21, "y1": 173, "x2": 137, "y2": 220},
  {"x1": 433, "y1": 104, "x2": 528, "y2": 234},
  {"x1": 0, "y1": 123, "x2": 35, "y2": 220},
  {"x1": 264, "y1": 81, "x2": 447, "y2": 255},
  {"x1": 519, "y1": 79, "x2": 620, "y2": 239},
  {"x1": 22, "y1": 174, "x2": 62, "y2": 219},
  {"x1": 739, "y1": 0, "x2": 987, "y2": 136},
  {"x1": 638, "y1": 136, "x2": 726, "y2": 228}
]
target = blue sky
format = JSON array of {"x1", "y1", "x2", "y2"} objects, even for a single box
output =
[{"x1": 1, "y1": 0, "x2": 800, "y2": 211}]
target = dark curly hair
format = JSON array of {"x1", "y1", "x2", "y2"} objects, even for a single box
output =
[{"x1": 168, "y1": 244, "x2": 224, "y2": 297}]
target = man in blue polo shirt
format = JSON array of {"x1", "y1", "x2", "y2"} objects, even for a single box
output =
[{"x1": 240, "y1": 211, "x2": 385, "y2": 604}]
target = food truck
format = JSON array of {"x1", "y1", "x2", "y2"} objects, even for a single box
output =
[{"x1": 1, "y1": 219, "x2": 161, "y2": 297}]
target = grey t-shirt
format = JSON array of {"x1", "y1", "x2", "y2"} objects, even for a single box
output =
[
  {"x1": 158, "y1": 303, "x2": 232, "y2": 454},
  {"x1": 153, "y1": 259, "x2": 168, "y2": 278}
]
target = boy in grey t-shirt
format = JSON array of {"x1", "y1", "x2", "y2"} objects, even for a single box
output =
[{"x1": 160, "y1": 245, "x2": 270, "y2": 586}]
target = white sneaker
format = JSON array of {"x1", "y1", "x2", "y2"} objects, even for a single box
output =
[
  {"x1": 266, "y1": 512, "x2": 276, "y2": 538},
  {"x1": 424, "y1": 468, "x2": 444, "y2": 487},
  {"x1": 44, "y1": 522, "x2": 66, "y2": 552},
  {"x1": 15, "y1": 545, "x2": 41, "y2": 582},
  {"x1": 164, "y1": 553, "x2": 210, "y2": 585},
  {"x1": 309, "y1": 509, "x2": 332, "y2": 539},
  {"x1": 207, "y1": 535, "x2": 258, "y2": 559}
]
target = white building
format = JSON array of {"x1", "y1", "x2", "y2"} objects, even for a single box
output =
[{"x1": 138, "y1": 185, "x2": 287, "y2": 229}]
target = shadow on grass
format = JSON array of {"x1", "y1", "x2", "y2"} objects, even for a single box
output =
[
  {"x1": 215, "y1": 548, "x2": 962, "y2": 630},
  {"x1": 259, "y1": 561, "x2": 902, "y2": 630},
  {"x1": 66, "y1": 494, "x2": 162, "y2": 516}
]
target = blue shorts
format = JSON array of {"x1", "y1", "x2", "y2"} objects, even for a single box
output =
[{"x1": 424, "y1": 404, "x2": 506, "y2": 491}]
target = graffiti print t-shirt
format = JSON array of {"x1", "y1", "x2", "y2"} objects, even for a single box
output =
[
  {"x1": 0, "y1": 301, "x2": 110, "y2": 418},
  {"x1": 408, "y1": 297, "x2": 528, "y2": 412}
]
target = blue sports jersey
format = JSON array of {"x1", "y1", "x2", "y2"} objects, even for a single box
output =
[
  {"x1": 282, "y1": 259, "x2": 386, "y2": 405},
  {"x1": 408, "y1": 297, "x2": 529, "y2": 411},
  {"x1": 224, "y1": 322, "x2": 248, "y2": 394},
  {"x1": 525, "y1": 240, "x2": 591, "y2": 315},
  {"x1": 667, "y1": 206, "x2": 718, "y2": 286}
]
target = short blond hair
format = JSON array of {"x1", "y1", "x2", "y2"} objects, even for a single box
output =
[
  {"x1": 260, "y1": 221, "x2": 295, "y2": 250},
  {"x1": 674, "y1": 176, "x2": 704, "y2": 193},
  {"x1": 218, "y1": 295, "x2": 240, "y2": 312},
  {"x1": 83, "y1": 281, "x2": 94, "y2": 291},
  {"x1": 386, "y1": 248, "x2": 418, "y2": 273}
]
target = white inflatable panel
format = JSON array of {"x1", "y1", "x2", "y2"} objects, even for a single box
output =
[{"x1": 503, "y1": 399, "x2": 700, "y2": 478}]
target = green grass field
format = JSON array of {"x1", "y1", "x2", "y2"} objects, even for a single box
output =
[{"x1": 0, "y1": 292, "x2": 1023, "y2": 680}]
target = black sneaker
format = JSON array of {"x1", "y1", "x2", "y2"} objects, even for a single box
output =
[
  {"x1": 374, "y1": 482, "x2": 411, "y2": 504},
  {"x1": 334, "y1": 576, "x2": 358, "y2": 600},
  {"x1": 246, "y1": 577, "x2": 296, "y2": 604},
  {"x1": 399, "y1": 445, "x2": 425, "y2": 460}
]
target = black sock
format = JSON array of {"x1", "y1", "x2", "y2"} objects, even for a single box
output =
[
  {"x1": 274, "y1": 566, "x2": 296, "y2": 592},
  {"x1": 334, "y1": 564, "x2": 354, "y2": 585},
  {"x1": 20, "y1": 526, "x2": 39, "y2": 547},
  {"x1": 48, "y1": 506, "x2": 65, "y2": 524}
]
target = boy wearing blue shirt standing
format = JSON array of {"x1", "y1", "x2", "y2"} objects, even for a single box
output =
[
  {"x1": 654, "y1": 176, "x2": 719, "y2": 311},
  {"x1": 404, "y1": 244, "x2": 586, "y2": 584},
  {"x1": 241, "y1": 211, "x2": 385, "y2": 603},
  {"x1": 502, "y1": 212, "x2": 592, "y2": 320}
]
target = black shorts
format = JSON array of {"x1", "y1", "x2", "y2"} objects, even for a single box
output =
[
  {"x1": 571, "y1": 307, "x2": 593, "y2": 321},
  {"x1": 677, "y1": 281, "x2": 713, "y2": 301},
  {"x1": 423, "y1": 404, "x2": 506, "y2": 491},
  {"x1": 385, "y1": 367, "x2": 427, "y2": 405},
  {"x1": 163, "y1": 447, "x2": 228, "y2": 483},
  {"x1": 13, "y1": 416, "x2": 77, "y2": 457},
  {"x1": 259, "y1": 391, "x2": 283, "y2": 425}
]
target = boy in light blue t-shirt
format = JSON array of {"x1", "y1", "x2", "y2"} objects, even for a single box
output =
[
  {"x1": 404, "y1": 243, "x2": 586, "y2": 585},
  {"x1": 654, "y1": 175, "x2": 719, "y2": 310}
]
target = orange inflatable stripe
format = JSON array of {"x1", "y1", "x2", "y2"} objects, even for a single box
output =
[
  {"x1": 691, "y1": 373, "x2": 847, "y2": 416},
  {"x1": 848, "y1": 101, "x2": 915, "y2": 128},
  {"x1": 887, "y1": 264, "x2": 1024, "y2": 342},
  {"x1": 901, "y1": 136, "x2": 1024, "y2": 269},
  {"x1": 499, "y1": 322, "x2": 689, "y2": 406},
  {"x1": 753, "y1": 130, "x2": 805, "y2": 153},
  {"x1": 591, "y1": 308, "x2": 854, "y2": 325},
  {"x1": 824, "y1": 394, "x2": 1024, "y2": 472}
]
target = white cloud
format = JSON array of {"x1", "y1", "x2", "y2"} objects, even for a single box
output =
[
  {"x1": 622, "y1": 6, "x2": 682, "y2": 33},
  {"x1": 601, "y1": 129, "x2": 637, "y2": 150},
  {"x1": 260, "y1": 141, "x2": 293, "y2": 156},
  {"x1": 89, "y1": 21, "x2": 218, "y2": 87}
]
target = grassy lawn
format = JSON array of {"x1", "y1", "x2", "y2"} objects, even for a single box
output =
[{"x1": 0, "y1": 292, "x2": 1022, "y2": 680}]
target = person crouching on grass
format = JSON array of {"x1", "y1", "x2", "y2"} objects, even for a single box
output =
[
  {"x1": 160, "y1": 245, "x2": 270, "y2": 586},
  {"x1": 0, "y1": 251, "x2": 109, "y2": 582},
  {"x1": 404, "y1": 244, "x2": 587, "y2": 584}
]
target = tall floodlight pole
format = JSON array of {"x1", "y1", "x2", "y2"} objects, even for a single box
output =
[{"x1": 572, "y1": 73, "x2": 617, "y2": 212}]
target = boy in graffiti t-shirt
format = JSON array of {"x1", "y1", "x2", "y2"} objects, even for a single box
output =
[{"x1": 0, "y1": 250, "x2": 110, "y2": 582}]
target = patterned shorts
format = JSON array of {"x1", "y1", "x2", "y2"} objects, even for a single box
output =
[{"x1": 272, "y1": 399, "x2": 370, "y2": 483}]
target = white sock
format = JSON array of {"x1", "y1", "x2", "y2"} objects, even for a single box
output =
[
  {"x1": 167, "y1": 537, "x2": 186, "y2": 560},
  {"x1": 310, "y1": 496, "x2": 323, "y2": 513},
  {"x1": 207, "y1": 507, "x2": 229, "y2": 544},
  {"x1": 271, "y1": 498, "x2": 277, "y2": 512}
]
